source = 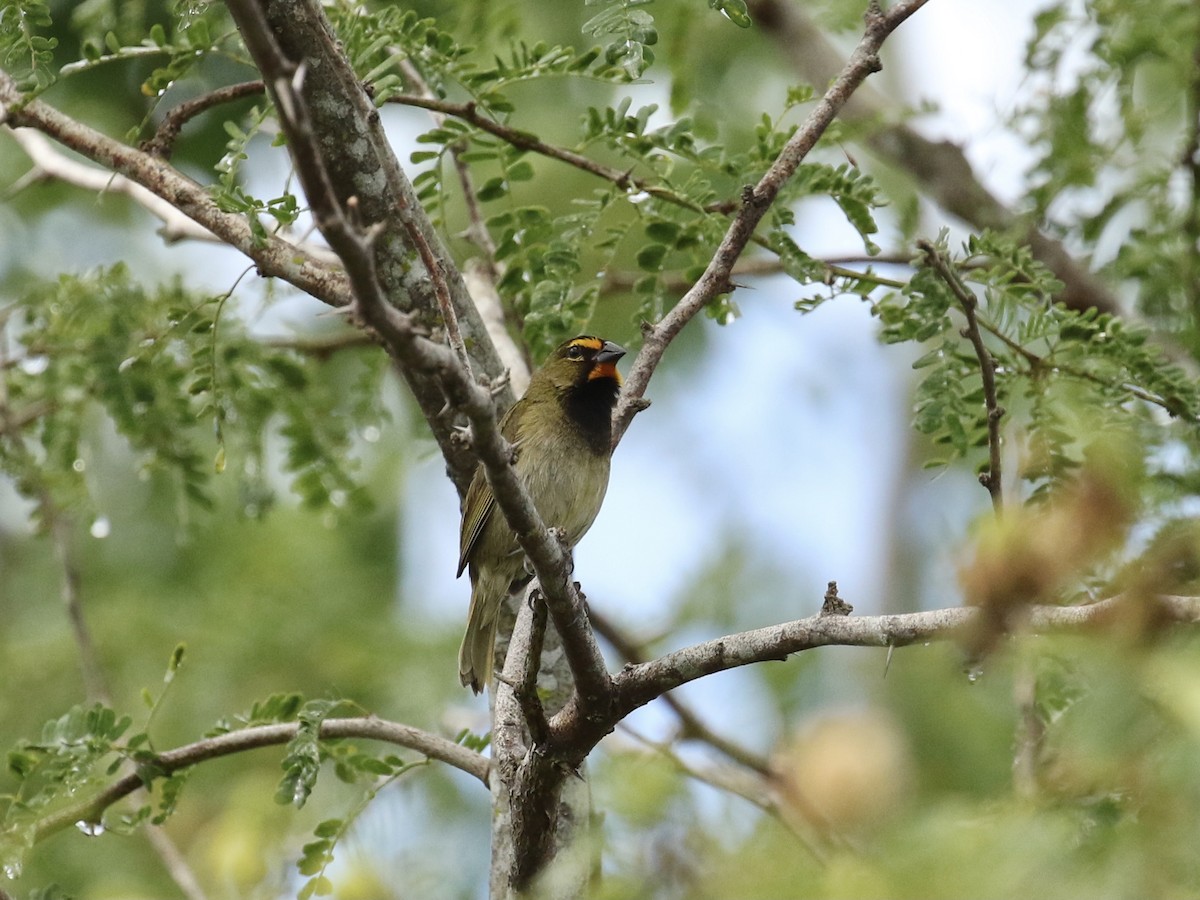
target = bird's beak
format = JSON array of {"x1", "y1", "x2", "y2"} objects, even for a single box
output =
[
  {"x1": 589, "y1": 341, "x2": 626, "y2": 382},
  {"x1": 595, "y1": 341, "x2": 626, "y2": 364}
]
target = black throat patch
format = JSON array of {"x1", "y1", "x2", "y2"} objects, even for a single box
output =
[{"x1": 564, "y1": 376, "x2": 619, "y2": 455}]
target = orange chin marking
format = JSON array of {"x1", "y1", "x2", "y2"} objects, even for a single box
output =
[{"x1": 588, "y1": 361, "x2": 622, "y2": 383}]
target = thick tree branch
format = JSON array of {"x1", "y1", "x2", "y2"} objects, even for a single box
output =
[
  {"x1": 507, "y1": 591, "x2": 551, "y2": 746},
  {"x1": 225, "y1": 0, "x2": 612, "y2": 723},
  {"x1": 590, "y1": 609, "x2": 771, "y2": 776},
  {"x1": 606, "y1": 594, "x2": 1200, "y2": 724},
  {"x1": 224, "y1": 0, "x2": 513, "y2": 497},
  {"x1": 490, "y1": 592, "x2": 586, "y2": 895},
  {"x1": 612, "y1": 0, "x2": 932, "y2": 444},
  {"x1": 0, "y1": 70, "x2": 348, "y2": 304},
  {"x1": 31, "y1": 717, "x2": 488, "y2": 844},
  {"x1": 4, "y1": 127, "x2": 214, "y2": 243},
  {"x1": 536, "y1": 594, "x2": 1200, "y2": 773}
]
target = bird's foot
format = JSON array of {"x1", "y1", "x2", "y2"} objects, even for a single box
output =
[{"x1": 548, "y1": 527, "x2": 575, "y2": 575}]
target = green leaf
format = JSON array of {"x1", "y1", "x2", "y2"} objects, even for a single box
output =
[
  {"x1": 314, "y1": 818, "x2": 343, "y2": 838},
  {"x1": 645, "y1": 221, "x2": 679, "y2": 243},
  {"x1": 636, "y1": 244, "x2": 668, "y2": 272},
  {"x1": 476, "y1": 177, "x2": 508, "y2": 202},
  {"x1": 507, "y1": 160, "x2": 535, "y2": 181}
]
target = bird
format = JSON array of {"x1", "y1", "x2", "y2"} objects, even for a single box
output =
[{"x1": 456, "y1": 335, "x2": 626, "y2": 693}]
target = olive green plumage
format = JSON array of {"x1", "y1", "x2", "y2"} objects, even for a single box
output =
[{"x1": 457, "y1": 335, "x2": 625, "y2": 693}]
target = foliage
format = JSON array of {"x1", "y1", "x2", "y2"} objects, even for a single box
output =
[
  {"x1": 0, "y1": 265, "x2": 377, "y2": 522},
  {"x1": 0, "y1": 0, "x2": 56, "y2": 91},
  {"x1": 876, "y1": 231, "x2": 1200, "y2": 498},
  {"x1": 1017, "y1": 0, "x2": 1200, "y2": 351}
]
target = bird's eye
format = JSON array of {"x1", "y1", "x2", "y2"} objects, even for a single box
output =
[{"x1": 566, "y1": 344, "x2": 585, "y2": 360}]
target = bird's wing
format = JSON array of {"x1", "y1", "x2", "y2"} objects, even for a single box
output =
[
  {"x1": 456, "y1": 403, "x2": 526, "y2": 577},
  {"x1": 457, "y1": 471, "x2": 495, "y2": 578}
]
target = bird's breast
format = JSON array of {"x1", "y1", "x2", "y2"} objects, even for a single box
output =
[{"x1": 516, "y1": 437, "x2": 611, "y2": 544}]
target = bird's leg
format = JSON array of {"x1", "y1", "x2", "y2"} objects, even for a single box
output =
[{"x1": 549, "y1": 526, "x2": 575, "y2": 576}]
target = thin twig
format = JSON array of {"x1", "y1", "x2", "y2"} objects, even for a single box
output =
[
  {"x1": 258, "y1": 330, "x2": 376, "y2": 356},
  {"x1": 590, "y1": 609, "x2": 771, "y2": 776},
  {"x1": 919, "y1": 239, "x2": 1004, "y2": 513},
  {"x1": 394, "y1": 59, "x2": 531, "y2": 378},
  {"x1": 969, "y1": 310, "x2": 1192, "y2": 418},
  {"x1": 142, "y1": 80, "x2": 266, "y2": 159},
  {"x1": 395, "y1": 62, "x2": 498, "y2": 273},
  {"x1": 601, "y1": 253, "x2": 915, "y2": 295},
  {"x1": 616, "y1": 723, "x2": 830, "y2": 863},
  {"x1": 401, "y1": 215, "x2": 474, "y2": 379},
  {"x1": 46, "y1": 505, "x2": 111, "y2": 704},
  {"x1": 45, "y1": 501, "x2": 209, "y2": 898},
  {"x1": 1011, "y1": 658, "x2": 1044, "y2": 799},
  {"x1": 385, "y1": 93, "x2": 713, "y2": 215},
  {"x1": 0, "y1": 399, "x2": 51, "y2": 435},
  {"x1": 142, "y1": 825, "x2": 210, "y2": 900},
  {"x1": 611, "y1": 0, "x2": 933, "y2": 447},
  {"x1": 31, "y1": 716, "x2": 489, "y2": 843}
]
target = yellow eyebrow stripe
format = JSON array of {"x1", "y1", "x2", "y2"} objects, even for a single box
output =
[{"x1": 568, "y1": 336, "x2": 603, "y2": 351}]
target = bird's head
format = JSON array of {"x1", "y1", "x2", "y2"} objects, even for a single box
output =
[{"x1": 537, "y1": 335, "x2": 626, "y2": 392}]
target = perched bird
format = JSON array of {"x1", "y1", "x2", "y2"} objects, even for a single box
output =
[{"x1": 457, "y1": 335, "x2": 626, "y2": 693}]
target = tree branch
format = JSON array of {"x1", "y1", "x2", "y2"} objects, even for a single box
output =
[
  {"x1": 590, "y1": 609, "x2": 771, "y2": 776},
  {"x1": 615, "y1": 725, "x2": 828, "y2": 862},
  {"x1": 141, "y1": 825, "x2": 210, "y2": 900},
  {"x1": 608, "y1": 594, "x2": 1200, "y2": 722},
  {"x1": 385, "y1": 93, "x2": 714, "y2": 215},
  {"x1": 5, "y1": 126, "x2": 215, "y2": 243},
  {"x1": 46, "y1": 507, "x2": 110, "y2": 705},
  {"x1": 919, "y1": 239, "x2": 1005, "y2": 512},
  {"x1": 3, "y1": 124, "x2": 341, "y2": 266},
  {"x1": 394, "y1": 60, "x2": 532, "y2": 388},
  {"x1": 32, "y1": 717, "x2": 489, "y2": 844},
  {"x1": 612, "y1": 0, "x2": 932, "y2": 445},
  {"x1": 508, "y1": 590, "x2": 551, "y2": 746},
  {"x1": 0, "y1": 72, "x2": 349, "y2": 303},
  {"x1": 746, "y1": 0, "x2": 1121, "y2": 316},
  {"x1": 224, "y1": 0, "x2": 613, "y2": 720},
  {"x1": 223, "y1": 0, "x2": 514, "y2": 497},
  {"x1": 142, "y1": 80, "x2": 266, "y2": 159}
]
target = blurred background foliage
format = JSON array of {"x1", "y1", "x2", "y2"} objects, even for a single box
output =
[{"x1": 3, "y1": 0, "x2": 1200, "y2": 897}]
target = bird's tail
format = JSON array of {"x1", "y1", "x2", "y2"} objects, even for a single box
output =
[{"x1": 458, "y1": 573, "x2": 505, "y2": 694}]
